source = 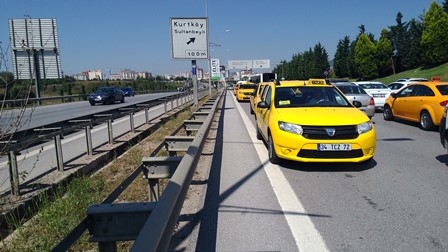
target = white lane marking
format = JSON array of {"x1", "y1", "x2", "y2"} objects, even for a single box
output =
[{"x1": 232, "y1": 94, "x2": 329, "y2": 252}]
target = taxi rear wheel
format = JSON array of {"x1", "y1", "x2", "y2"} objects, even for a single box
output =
[
  {"x1": 268, "y1": 134, "x2": 281, "y2": 164},
  {"x1": 420, "y1": 111, "x2": 434, "y2": 130}
]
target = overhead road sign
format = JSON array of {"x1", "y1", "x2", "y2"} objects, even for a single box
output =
[
  {"x1": 170, "y1": 17, "x2": 209, "y2": 59},
  {"x1": 228, "y1": 60, "x2": 253, "y2": 70},
  {"x1": 228, "y1": 59, "x2": 271, "y2": 70},
  {"x1": 253, "y1": 59, "x2": 270, "y2": 69}
]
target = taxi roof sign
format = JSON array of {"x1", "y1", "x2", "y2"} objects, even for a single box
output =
[{"x1": 308, "y1": 79, "x2": 327, "y2": 85}]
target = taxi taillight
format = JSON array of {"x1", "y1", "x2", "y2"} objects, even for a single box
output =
[
  {"x1": 440, "y1": 100, "x2": 448, "y2": 107},
  {"x1": 369, "y1": 97, "x2": 375, "y2": 106}
]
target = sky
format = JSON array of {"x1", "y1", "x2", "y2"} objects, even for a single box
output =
[{"x1": 0, "y1": 0, "x2": 440, "y2": 76}]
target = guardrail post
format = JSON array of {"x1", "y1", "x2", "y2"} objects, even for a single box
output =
[
  {"x1": 130, "y1": 112, "x2": 135, "y2": 133},
  {"x1": 164, "y1": 101, "x2": 168, "y2": 114},
  {"x1": 108, "y1": 119, "x2": 114, "y2": 145},
  {"x1": 142, "y1": 156, "x2": 182, "y2": 202},
  {"x1": 119, "y1": 108, "x2": 136, "y2": 133},
  {"x1": 86, "y1": 125, "x2": 93, "y2": 156},
  {"x1": 93, "y1": 114, "x2": 114, "y2": 145},
  {"x1": 54, "y1": 134, "x2": 64, "y2": 171},
  {"x1": 8, "y1": 150, "x2": 20, "y2": 196},
  {"x1": 70, "y1": 120, "x2": 94, "y2": 156}
]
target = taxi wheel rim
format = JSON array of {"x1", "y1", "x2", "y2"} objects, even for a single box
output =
[{"x1": 420, "y1": 112, "x2": 432, "y2": 129}]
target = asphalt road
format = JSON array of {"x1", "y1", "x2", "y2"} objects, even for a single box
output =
[{"x1": 195, "y1": 90, "x2": 448, "y2": 251}]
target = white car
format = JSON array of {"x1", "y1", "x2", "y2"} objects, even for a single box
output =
[
  {"x1": 387, "y1": 78, "x2": 428, "y2": 92},
  {"x1": 352, "y1": 81, "x2": 392, "y2": 111},
  {"x1": 333, "y1": 82, "x2": 376, "y2": 118}
]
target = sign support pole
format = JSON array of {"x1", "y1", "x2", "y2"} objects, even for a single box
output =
[{"x1": 191, "y1": 60, "x2": 198, "y2": 106}]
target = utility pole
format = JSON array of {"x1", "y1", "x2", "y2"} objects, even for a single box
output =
[{"x1": 23, "y1": 16, "x2": 42, "y2": 104}]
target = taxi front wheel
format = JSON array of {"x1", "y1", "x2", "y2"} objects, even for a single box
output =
[{"x1": 268, "y1": 134, "x2": 282, "y2": 164}]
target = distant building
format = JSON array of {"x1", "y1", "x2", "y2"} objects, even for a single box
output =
[
  {"x1": 72, "y1": 69, "x2": 151, "y2": 81},
  {"x1": 88, "y1": 69, "x2": 105, "y2": 80},
  {"x1": 73, "y1": 71, "x2": 88, "y2": 81}
]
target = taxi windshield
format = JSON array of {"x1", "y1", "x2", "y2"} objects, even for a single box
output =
[
  {"x1": 275, "y1": 86, "x2": 351, "y2": 108},
  {"x1": 239, "y1": 84, "x2": 257, "y2": 89}
]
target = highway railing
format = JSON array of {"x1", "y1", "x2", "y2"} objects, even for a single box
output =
[
  {"x1": 1, "y1": 91, "x2": 194, "y2": 196},
  {"x1": 51, "y1": 89, "x2": 224, "y2": 251}
]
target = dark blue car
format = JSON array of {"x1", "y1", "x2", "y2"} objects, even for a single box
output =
[
  {"x1": 88, "y1": 86, "x2": 125, "y2": 106},
  {"x1": 121, "y1": 87, "x2": 135, "y2": 97}
]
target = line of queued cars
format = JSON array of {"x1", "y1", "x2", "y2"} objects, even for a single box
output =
[{"x1": 239, "y1": 75, "x2": 448, "y2": 165}]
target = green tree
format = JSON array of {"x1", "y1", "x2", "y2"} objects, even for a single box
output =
[
  {"x1": 354, "y1": 33, "x2": 378, "y2": 80},
  {"x1": 389, "y1": 12, "x2": 410, "y2": 72},
  {"x1": 407, "y1": 18, "x2": 424, "y2": 69},
  {"x1": 421, "y1": 1, "x2": 448, "y2": 67},
  {"x1": 0, "y1": 71, "x2": 15, "y2": 88},
  {"x1": 333, "y1": 36, "x2": 351, "y2": 78},
  {"x1": 312, "y1": 43, "x2": 330, "y2": 78},
  {"x1": 443, "y1": 0, "x2": 448, "y2": 12},
  {"x1": 376, "y1": 29, "x2": 394, "y2": 77}
]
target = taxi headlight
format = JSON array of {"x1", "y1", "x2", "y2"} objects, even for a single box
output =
[
  {"x1": 357, "y1": 121, "x2": 373, "y2": 134},
  {"x1": 279, "y1": 121, "x2": 303, "y2": 135}
]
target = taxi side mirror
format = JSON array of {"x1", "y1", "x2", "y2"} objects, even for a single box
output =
[{"x1": 258, "y1": 101, "x2": 269, "y2": 108}]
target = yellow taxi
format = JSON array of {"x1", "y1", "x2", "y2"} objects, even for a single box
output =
[
  {"x1": 236, "y1": 81, "x2": 257, "y2": 102},
  {"x1": 383, "y1": 80, "x2": 448, "y2": 130},
  {"x1": 250, "y1": 82, "x2": 269, "y2": 115},
  {"x1": 233, "y1": 82, "x2": 240, "y2": 96},
  {"x1": 255, "y1": 79, "x2": 376, "y2": 164}
]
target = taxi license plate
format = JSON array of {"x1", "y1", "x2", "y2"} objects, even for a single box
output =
[{"x1": 318, "y1": 144, "x2": 352, "y2": 151}]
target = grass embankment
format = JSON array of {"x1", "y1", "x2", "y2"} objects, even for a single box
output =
[
  {"x1": 0, "y1": 92, "x2": 215, "y2": 251},
  {"x1": 375, "y1": 62, "x2": 448, "y2": 84}
]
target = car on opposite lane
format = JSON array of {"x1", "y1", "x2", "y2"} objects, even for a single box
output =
[
  {"x1": 255, "y1": 78, "x2": 376, "y2": 164},
  {"x1": 121, "y1": 87, "x2": 135, "y2": 97},
  {"x1": 383, "y1": 80, "x2": 448, "y2": 130},
  {"x1": 333, "y1": 82, "x2": 376, "y2": 118},
  {"x1": 88, "y1": 86, "x2": 125, "y2": 106},
  {"x1": 352, "y1": 81, "x2": 392, "y2": 111}
]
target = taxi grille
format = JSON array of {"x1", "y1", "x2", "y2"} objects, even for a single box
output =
[
  {"x1": 298, "y1": 149, "x2": 364, "y2": 159},
  {"x1": 302, "y1": 125, "x2": 358, "y2": 140}
]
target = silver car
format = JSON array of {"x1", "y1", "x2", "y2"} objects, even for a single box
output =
[{"x1": 333, "y1": 82, "x2": 375, "y2": 118}]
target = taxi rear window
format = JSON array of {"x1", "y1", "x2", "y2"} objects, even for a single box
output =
[{"x1": 436, "y1": 85, "x2": 448, "y2": 95}]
